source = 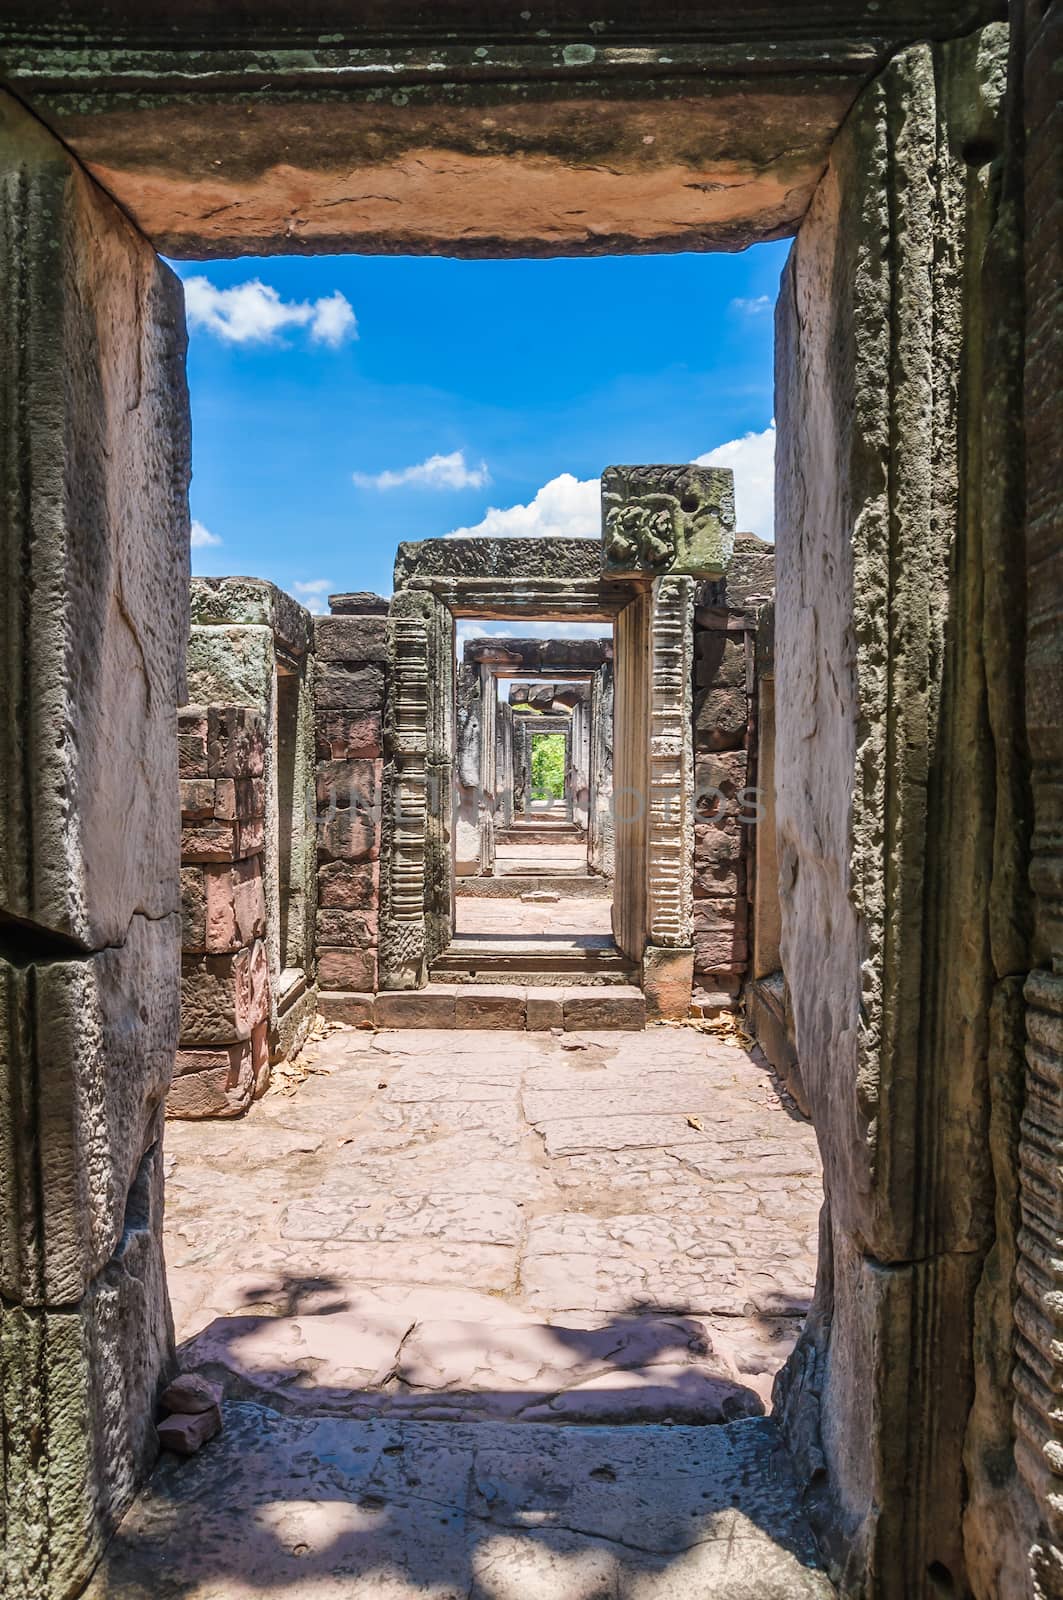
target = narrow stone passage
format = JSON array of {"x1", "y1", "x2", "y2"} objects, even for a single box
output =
[{"x1": 93, "y1": 1024, "x2": 830, "y2": 1596}]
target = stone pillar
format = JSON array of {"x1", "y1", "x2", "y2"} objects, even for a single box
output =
[
  {"x1": 454, "y1": 662, "x2": 481, "y2": 876},
  {"x1": 0, "y1": 90, "x2": 189, "y2": 1597},
  {"x1": 314, "y1": 604, "x2": 387, "y2": 998},
  {"x1": 642, "y1": 576, "x2": 696, "y2": 1020},
  {"x1": 588, "y1": 659, "x2": 615, "y2": 879},
  {"x1": 378, "y1": 591, "x2": 452, "y2": 987},
  {"x1": 772, "y1": 27, "x2": 1031, "y2": 1596}
]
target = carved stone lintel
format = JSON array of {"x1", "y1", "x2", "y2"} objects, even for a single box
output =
[{"x1": 601, "y1": 465, "x2": 736, "y2": 578}]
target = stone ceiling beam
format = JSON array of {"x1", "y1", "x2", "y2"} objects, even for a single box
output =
[{"x1": 0, "y1": 2, "x2": 1004, "y2": 256}]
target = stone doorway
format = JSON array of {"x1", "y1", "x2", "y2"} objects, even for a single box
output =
[{"x1": 0, "y1": 5, "x2": 1052, "y2": 1598}]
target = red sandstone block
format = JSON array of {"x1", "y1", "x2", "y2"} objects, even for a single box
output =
[
  {"x1": 178, "y1": 708, "x2": 209, "y2": 778},
  {"x1": 251, "y1": 1018, "x2": 270, "y2": 1098},
  {"x1": 167, "y1": 1040, "x2": 254, "y2": 1119},
  {"x1": 316, "y1": 808, "x2": 379, "y2": 864},
  {"x1": 180, "y1": 779, "x2": 216, "y2": 820},
  {"x1": 181, "y1": 819, "x2": 238, "y2": 863},
  {"x1": 563, "y1": 987, "x2": 645, "y2": 1031},
  {"x1": 235, "y1": 817, "x2": 265, "y2": 858},
  {"x1": 317, "y1": 991, "x2": 376, "y2": 1027},
  {"x1": 374, "y1": 987, "x2": 456, "y2": 1028},
  {"x1": 316, "y1": 758, "x2": 381, "y2": 811},
  {"x1": 318, "y1": 947, "x2": 377, "y2": 992},
  {"x1": 157, "y1": 1409, "x2": 222, "y2": 1454},
  {"x1": 214, "y1": 777, "x2": 266, "y2": 822},
  {"x1": 318, "y1": 860, "x2": 378, "y2": 909},
  {"x1": 180, "y1": 939, "x2": 269, "y2": 1046},
  {"x1": 182, "y1": 860, "x2": 266, "y2": 954},
  {"x1": 454, "y1": 985, "x2": 526, "y2": 1029},
  {"x1": 207, "y1": 706, "x2": 266, "y2": 779},
  {"x1": 315, "y1": 711, "x2": 383, "y2": 760},
  {"x1": 693, "y1": 902, "x2": 749, "y2": 969},
  {"x1": 315, "y1": 908, "x2": 378, "y2": 947}
]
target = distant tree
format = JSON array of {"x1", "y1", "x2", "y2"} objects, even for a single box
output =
[{"x1": 531, "y1": 732, "x2": 566, "y2": 800}]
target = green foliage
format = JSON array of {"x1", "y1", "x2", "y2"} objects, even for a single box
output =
[{"x1": 531, "y1": 732, "x2": 566, "y2": 800}]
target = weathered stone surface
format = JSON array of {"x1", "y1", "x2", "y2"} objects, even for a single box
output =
[
  {"x1": 694, "y1": 819, "x2": 745, "y2": 899},
  {"x1": 314, "y1": 663, "x2": 386, "y2": 713},
  {"x1": 160, "y1": 1373, "x2": 222, "y2": 1416},
  {"x1": 317, "y1": 991, "x2": 376, "y2": 1028},
  {"x1": 0, "y1": 915, "x2": 179, "y2": 1305},
  {"x1": 180, "y1": 859, "x2": 267, "y2": 950},
  {"x1": 318, "y1": 948, "x2": 377, "y2": 993},
  {"x1": 156, "y1": 1407, "x2": 221, "y2": 1456},
  {"x1": 314, "y1": 614, "x2": 388, "y2": 663},
  {"x1": 328, "y1": 591, "x2": 389, "y2": 616},
  {"x1": 694, "y1": 900, "x2": 748, "y2": 971},
  {"x1": 602, "y1": 465, "x2": 735, "y2": 577},
  {"x1": 189, "y1": 577, "x2": 310, "y2": 658},
  {"x1": 0, "y1": 90, "x2": 189, "y2": 951},
  {"x1": 178, "y1": 708, "x2": 209, "y2": 778},
  {"x1": 693, "y1": 685, "x2": 748, "y2": 750},
  {"x1": 207, "y1": 706, "x2": 265, "y2": 779},
  {"x1": 186, "y1": 624, "x2": 273, "y2": 708},
  {"x1": 375, "y1": 988, "x2": 457, "y2": 1029},
  {"x1": 2, "y1": 1139, "x2": 173, "y2": 1600},
  {"x1": 179, "y1": 940, "x2": 268, "y2": 1047},
  {"x1": 563, "y1": 987, "x2": 645, "y2": 1031},
  {"x1": 698, "y1": 532, "x2": 777, "y2": 615},
  {"x1": 395, "y1": 536, "x2": 602, "y2": 589},
  {"x1": 165, "y1": 1059, "x2": 254, "y2": 1120},
  {"x1": 87, "y1": 1407, "x2": 833, "y2": 1599},
  {"x1": 316, "y1": 709, "x2": 383, "y2": 760},
  {"x1": 315, "y1": 908, "x2": 378, "y2": 947},
  {"x1": 454, "y1": 984, "x2": 527, "y2": 1029},
  {"x1": 526, "y1": 987, "x2": 565, "y2": 1031},
  {"x1": 318, "y1": 860, "x2": 378, "y2": 909},
  {"x1": 316, "y1": 809, "x2": 379, "y2": 864},
  {"x1": 695, "y1": 629, "x2": 747, "y2": 691},
  {"x1": 642, "y1": 945, "x2": 695, "y2": 1021}
]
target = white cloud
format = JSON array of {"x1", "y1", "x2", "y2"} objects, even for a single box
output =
[
  {"x1": 353, "y1": 450, "x2": 489, "y2": 492},
  {"x1": 446, "y1": 472, "x2": 599, "y2": 539},
  {"x1": 290, "y1": 579, "x2": 334, "y2": 613},
  {"x1": 456, "y1": 620, "x2": 610, "y2": 645},
  {"x1": 183, "y1": 276, "x2": 357, "y2": 347},
  {"x1": 695, "y1": 423, "x2": 775, "y2": 542},
  {"x1": 190, "y1": 519, "x2": 222, "y2": 549},
  {"x1": 730, "y1": 294, "x2": 772, "y2": 316}
]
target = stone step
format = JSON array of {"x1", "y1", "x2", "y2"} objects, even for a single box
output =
[
  {"x1": 433, "y1": 935, "x2": 637, "y2": 982},
  {"x1": 319, "y1": 983, "x2": 647, "y2": 1028},
  {"x1": 87, "y1": 1408, "x2": 836, "y2": 1599},
  {"x1": 455, "y1": 872, "x2": 612, "y2": 899},
  {"x1": 178, "y1": 1305, "x2": 765, "y2": 1426}
]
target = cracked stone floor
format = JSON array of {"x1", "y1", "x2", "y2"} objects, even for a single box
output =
[{"x1": 92, "y1": 1024, "x2": 832, "y2": 1598}]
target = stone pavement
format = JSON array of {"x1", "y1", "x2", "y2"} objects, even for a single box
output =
[
  {"x1": 94, "y1": 1024, "x2": 830, "y2": 1596},
  {"x1": 455, "y1": 895, "x2": 614, "y2": 938}
]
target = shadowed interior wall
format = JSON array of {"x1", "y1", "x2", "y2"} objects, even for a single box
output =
[
  {"x1": 0, "y1": 87, "x2": 189, "y2": 1600},
  {"x1": 772, "y1": 23, "x2": 1037, "y2": 1597}
]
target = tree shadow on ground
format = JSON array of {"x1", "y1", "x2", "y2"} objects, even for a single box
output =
[{"x1": 87, "y1": 1281, "x2": 832, "y2": 1599}]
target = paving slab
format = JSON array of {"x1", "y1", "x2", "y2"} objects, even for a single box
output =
[{"x1": 87, "y1": 1407, "x2": 835, "y2": 1600}]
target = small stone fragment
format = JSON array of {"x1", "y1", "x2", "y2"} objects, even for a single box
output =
[
  {"x1": 520, "y1": 890, "x2": 560, "y2": 903},
  {"x1": 161, "y1": 1372, "x2": 224, "y2": 1415},
  {"x1": 157, "y1": 1407, "x2": 222, "y2": 1456}
]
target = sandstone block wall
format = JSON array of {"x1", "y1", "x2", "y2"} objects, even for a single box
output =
[
  {"x1": 173, "y1": 706, "x2": 270, "y2": 1118},
  {"x1": 314, "y1": 604, "x2": 387, "y2": 996},
  {"x1": 170, "y1": 580, "x2": 317, "y2": 1118},
  {"x1": 0, "y1": 89, "x2": 188, "y2": 1598},
  {"x1": 691, "y1": 534, "x2": 774, "y2": 1000}
]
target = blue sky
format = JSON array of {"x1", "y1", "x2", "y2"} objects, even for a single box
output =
[{"x1": 173, "y1": 246, "x2": 786, "y2": 609}]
